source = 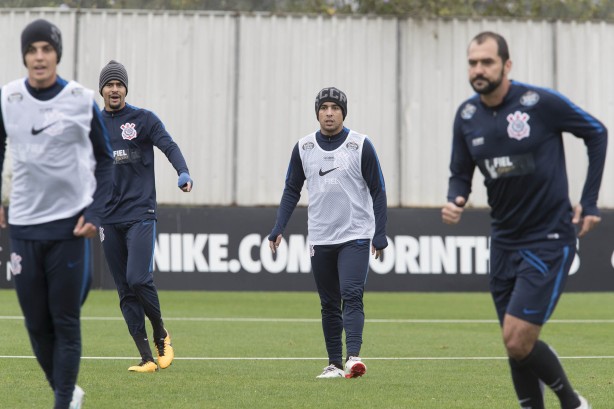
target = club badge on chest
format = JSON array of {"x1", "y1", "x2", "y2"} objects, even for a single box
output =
[
  {"x1": 507, "y1": 111, "x2": 531, "y2": 141},
  {"x1": 120, "y1": 122, "x2": 138, "y2": 140}
]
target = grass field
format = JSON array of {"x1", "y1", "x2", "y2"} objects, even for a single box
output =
[{"x1": 0, "y1": 290, "x2": 612, "y2": 409}]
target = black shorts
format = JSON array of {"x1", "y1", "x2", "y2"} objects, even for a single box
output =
[{"x1": 489, "y1": 244, "x2": 574, "y2": 325}]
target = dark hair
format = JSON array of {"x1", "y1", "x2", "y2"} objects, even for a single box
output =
[{"x1": 471, "y1": 31, "x2": 509, "y2": 63}]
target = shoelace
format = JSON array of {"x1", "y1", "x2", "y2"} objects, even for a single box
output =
[
  {"x1": 154, "y1": 338, "x2": 166, "y2": 356},
  {"x1": 323, "y1": 365, "x2": 339, "y2": 373}
]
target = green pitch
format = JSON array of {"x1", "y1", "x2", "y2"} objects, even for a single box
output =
[{"x1": 0, "y1": 290, "x2": 612, "y2": 408}]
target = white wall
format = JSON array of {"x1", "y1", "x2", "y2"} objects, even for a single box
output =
[{"x1": 1, "y1": 9, "x2": 612, "y2": 209}]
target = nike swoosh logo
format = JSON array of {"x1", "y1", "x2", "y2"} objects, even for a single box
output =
[
  {"x1": 31, "y1": 121, "x2": 58, "y2": 135},
  {"x1": 522, "y1": 308, "x2": 541, "y2": 315},
  {"x1": 319, "y1": 167, "x2": 339, "y2": 176}
]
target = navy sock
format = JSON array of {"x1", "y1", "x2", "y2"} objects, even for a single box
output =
[
  {"x1": 518, "y1": 340, "x2": 580, "y2": 409},
  {"x1": 152, "y1": 320, "x2": 166, "y2": 340},
  {"x1": 345, "y1": 352, "x2": 360, "y2": 363},
  {"x1": 509, "y1": 357, "x2": 544, "y2": 409},
  {"x1": 330, "y1": 362, "x2": 343, "y2": 370},
  {"x1": 132, "y1": 334, "x2": 154, "y2": 362}
]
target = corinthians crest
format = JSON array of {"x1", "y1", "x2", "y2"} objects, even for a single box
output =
[
  {"x1": 506, "y1": 111, "x2": 531, "y2": 141},
  {"x1": 120, "y1": 122, "x2": 138, "y2": 140}
]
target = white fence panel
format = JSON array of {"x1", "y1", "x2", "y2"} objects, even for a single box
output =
[
  {"x1": 77, "y1": 10, "x2": 237, "y2": 205},
  {"x1": 400, "y1": 18, "x2": 556, "y2": 207},
  {"x1": 555, "y1": 20, "x2": 614, "y2": 208},
  {"x1": 235, "y1": 14, "x2": 398, "y2": 206},
  {"x1": 1, "y1": 10, "x2": 613, "y2": 210}
]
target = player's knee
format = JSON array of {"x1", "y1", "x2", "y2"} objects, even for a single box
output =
[
  {"x1": 504, "y1": 337, "x2": 532, "y2": 360},
  {"x1": 340, "y1": 287, "x2": 364, "y2": 303},
  {"x1": 127, "y1": 279, "x2": 153, "y2": 291}
]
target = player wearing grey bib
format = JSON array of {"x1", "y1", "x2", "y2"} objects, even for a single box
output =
[{"x1": 269, "y1": 87, "x2": 387, "y2": 379}]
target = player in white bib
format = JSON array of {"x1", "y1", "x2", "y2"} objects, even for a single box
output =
[
  {"x1": 269, "y1": 87, "x2": 388, "y2": 379},
  {"x1": 0, "y1": 19, "x2": 113, "y2": 409}
]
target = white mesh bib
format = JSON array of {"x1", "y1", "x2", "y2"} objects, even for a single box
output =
[
  {"x1": 298, "y1": 130, "x2": 375, "y2": 245},
  {"x1": 1, "y1": 79, "x2": 96, "y2": 225}
]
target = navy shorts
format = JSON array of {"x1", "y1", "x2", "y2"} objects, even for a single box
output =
[{"x1": 489, "y1": 244, "x2": 574, "y2": 325}]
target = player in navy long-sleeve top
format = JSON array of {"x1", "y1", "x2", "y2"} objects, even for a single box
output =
[
  {"x1": 0, "y1": 19, "x2": 113, "y2": 409},
  {"x1": 269, "y1": 87, "x2": 387, "y2": 379},
  {"x1": 442, "y1": 32, "x2": 606, "y2": 409},
  {"x1": 98, "y1": 60, "x2": 193, "y2": 373}
]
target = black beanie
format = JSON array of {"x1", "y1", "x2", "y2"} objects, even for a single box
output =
[
  {"x1": 99, "y1": 60, "x2": 129, "y2": 96},
  {"x1": 315, "y1": 87, "x2": 347, "y2": 119},
  {"x1": 21, "y1": 19, "x2": 63, "y2": 65}
]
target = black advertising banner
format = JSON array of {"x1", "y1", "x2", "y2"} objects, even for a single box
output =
[{"x1": 1, "y1": 207, "x2": 613, "y2": 292}]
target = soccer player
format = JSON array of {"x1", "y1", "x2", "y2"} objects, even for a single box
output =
[
  {"x1": 442, "y1": 31, "x2": 606, "y2": 409},
  {"x1": 0, "y1": 19, "x2": 113, "y2": 409},
  {"x1": 98, "y1": 60, "x2": 193, "y2": 373},
  {"x1": 268, "y1": 87, "x2": 388, "y2": 379}
]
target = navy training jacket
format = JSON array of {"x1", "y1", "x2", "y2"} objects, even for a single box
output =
[
  {"x1": 448, "y1": 80, "x2": 608, "y2": 249},
  {"x1": 101, "y1": 103, "x2": 189, "y2": 224}
]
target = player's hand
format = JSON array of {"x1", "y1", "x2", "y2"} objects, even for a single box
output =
[
  {"x1": 572, "y1": 204, "x2": 601, "y2": 238},
  {"x1": 372, "y1": 245, "x2": 383, "y2": 260},
  {"x1": 442, "y1": 196, "x2": 466, "y2": 225},
  {"x1": 178, "y1": 172, "x2": 193, "y2": 192},
  {"x1": 0, "y1": 206, "x2": 6, "y2": 228},
  {"x1": 73, "y1": 215, "x2": 97, "y2": 238},
  {"x1": 269, "y1": 234, "x2": 282, "y2": 254}
]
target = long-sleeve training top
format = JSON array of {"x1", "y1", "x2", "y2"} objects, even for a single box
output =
[{"x1": 447, "y1": 80, "x2": 608, "y2": 249}]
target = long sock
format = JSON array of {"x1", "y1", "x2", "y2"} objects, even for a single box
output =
[
  {"x1": 330, "y1": 361, "x2": 343, "y2": 370},
  {"x1": 132, "y1": 334, "x2": 154, "y2": 362},
  {"x1": 518, "y1": 340, "x2": 580, "y2": 409},
  {"x1": 152, "y1": 319, "x2": 166, "y2": 340},
  {"x1": 508, "y1": 357, "x2": 544, "y2": 409}
]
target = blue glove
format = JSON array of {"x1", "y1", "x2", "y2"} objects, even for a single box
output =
[{"x1": 178, "y1": 172, "x2": 193, "y2": 189}]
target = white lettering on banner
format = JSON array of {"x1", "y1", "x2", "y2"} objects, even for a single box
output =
[
  {"x1": 475, "y1": 237, "x2": 489, "y2": 274},
  {"x1": 152, "y1": 233, "x2": 582, "y2": 276},
  {"x1": 208, "y1": 234, "x2": 228, "y2": 272},
  {"x1": 181, "y1": 234, "x2": 208, "y2": 272},
  {"x1": 238, "y1": 234, "x2": 261, "y2": 273},
  {"x1": 371, "y1": 235, "x2": 490, "y2": 274},
  {"x1": 154, "y1": 234, "x2": 170, "y2": 271},
  {"x1": 391, "y1": 236, "x2": 419, "y2": 273},
  {"x1": 286, "y1": 235, "x2": 311, "y2": 273},
  {"x1": 260, "y1": 238, "x2": 285, "y2": 273},
  {"x1": 569, "y1": 239, "x2": 580, "y2": 275},
  {"x1": 171, "y1": 234, "x2": 182, "y2": 272}
]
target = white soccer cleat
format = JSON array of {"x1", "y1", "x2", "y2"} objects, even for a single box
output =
[
  {"x1": 576, "y1": 394, "x2": 591, "y2": 409},
  {"x1": 344, "y1": 356, "x2": 367, "y2": 378},
  {"x1": 69, "y1": 385, "x2": 85, "y2": 409},
  {"x1": 316, "y1": 364, "x2": 345, "y2": 379}
]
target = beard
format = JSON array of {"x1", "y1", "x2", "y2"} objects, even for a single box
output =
[
  {"x1": 470, "y1": 69, "x2": 504, "y2": 95},
  {"x1": 107, "y1": 96, "x2": 123, "y2": 110}
]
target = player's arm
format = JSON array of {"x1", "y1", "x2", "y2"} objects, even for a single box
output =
[
  {"x1": 149, "y1": 112, "x2": 193, "y2": 192},
  {"x1": 361, "y1": 138, "x2": 387, "y2": 259},
  {"x1": 269, "y1": 144, "x2": 304, "y2": 253},
  {"x1": 0, "y1": 90, "x2": 7, "y2": 228},
  {"x1": 442, "y1": 112, "x2": 475, "y2": 225},
  {"x1": 549, "y1": 91, "x2": 608, "y2": 236},
  {"x1": 76, "y1": 104, "x2": 114, "y2": 237}
]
